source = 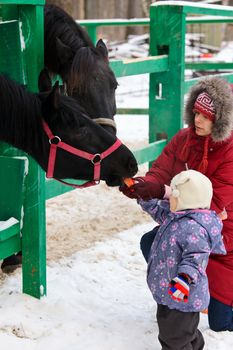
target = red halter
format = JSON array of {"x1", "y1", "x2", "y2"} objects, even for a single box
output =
[{"x1": 42, "y1": 120, "x2": 122, "y2": 188}]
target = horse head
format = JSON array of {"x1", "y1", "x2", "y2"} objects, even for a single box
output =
[
  {"x1": 55, "y1": 37, "x2": 118, "y2": 135},
  {"x1": 38, "y1": 76, "x2": 137, "y2": 186},
  {"x1": 44, "y1": 4, "x2": 118, "y2": 134}
]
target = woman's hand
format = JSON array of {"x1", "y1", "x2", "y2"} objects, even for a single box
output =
[{"x1": 119, "y1": 177, "x2": 165, "y2": 200}]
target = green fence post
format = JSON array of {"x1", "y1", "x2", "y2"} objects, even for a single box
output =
[
  {"x1": 19, "y1": 2, "x2": 46, "y2": 298},
  {"x1": 149, "y1": 2, "x2": 186, "y2": 146}
]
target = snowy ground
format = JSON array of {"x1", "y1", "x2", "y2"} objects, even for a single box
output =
[
  {"x1": 1, "y1": 224, "x2": 233, "y2": 350},
  {"x1": 1, "y1": 72, "x2": 233, "y2": 349}
]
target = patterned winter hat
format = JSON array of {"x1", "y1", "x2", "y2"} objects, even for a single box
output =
[
  {"x1": 193, "y1": 91, "x2": 216, "y2": 121},
  {"x1": 184, "y1": 77, "x2": 233, "y2": 142},
  {"x1": 170, "y1": 170, "x2": 213, "y2": 212}
]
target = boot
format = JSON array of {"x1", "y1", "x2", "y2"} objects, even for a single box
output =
[{"x1": 1, "y1": 252, "x2": 22, "y2": 273}]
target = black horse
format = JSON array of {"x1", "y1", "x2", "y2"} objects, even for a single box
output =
[
  {"x1": 0, "y1": 74, "x2": 138, "y2": 186},
  {"x1": 44, "y1": 4, "x2": 118, "y2": 135},
  {"x1": 0, "y1": 73, "x2": 138, "y2": 272}
]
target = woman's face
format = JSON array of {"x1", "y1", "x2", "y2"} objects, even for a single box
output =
[{"x1": 194, "y1": 112, "x2": 213, "y2": 136}]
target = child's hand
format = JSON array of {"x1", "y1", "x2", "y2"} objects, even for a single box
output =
[
  {"x1": 218, "y1": 209, "x2": 227, "y2": 221},
  {"x1": 168, "y1": 274, "x2": 190, "y2": 302}
]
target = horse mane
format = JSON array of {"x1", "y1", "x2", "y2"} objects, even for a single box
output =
[
  {"x1": 68, "y1": 47, "x2": 106, "y2": 94},
  {"x1": 0, "y1": 75, "x2": 44, "y2": 151},
  {"x1": 45, "y1": 93, "x2": 87, "y2": 132},
  {"x1": 44, "y1": 4, "x2": 94, "y2": 52},
  {"x1": 0, "y1": 75, "x2": 88, "y2": 154}
]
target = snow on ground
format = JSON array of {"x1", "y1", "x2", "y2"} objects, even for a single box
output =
[{"x1": 1, "y1": 223, "x2": 233, "y2": 350}]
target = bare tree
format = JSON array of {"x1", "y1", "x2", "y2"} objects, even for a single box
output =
[
  {"x1": 221, "y1": 0, "x2": 233, "y2": 41},
  {"x1": 141, "y1": 0, "x2": 154, "y2": 17},
  {"x1": 126, "y1": 0, "x2": 145, "y2": 37},
  {"x1": 46, "y1": 0, "x2": 85, "y2": 19},
  {"x1": 84, "y1": 0, "x2": 128, "y2": 41},
  {"x1": 46, "y1": 0, "x2": 148, "y2": 40}
]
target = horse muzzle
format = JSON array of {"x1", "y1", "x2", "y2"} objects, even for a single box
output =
[{"x1": 43, "y1": 120, "x2": 123, "y2": 188}]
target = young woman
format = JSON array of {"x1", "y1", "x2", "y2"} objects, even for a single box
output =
[{"x1": 120, "y1": 77, "x2": 233, "y2": 332}]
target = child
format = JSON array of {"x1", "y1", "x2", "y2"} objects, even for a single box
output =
[{"x1": 138, "y1": 170, "x2": 226, "y2": 350}]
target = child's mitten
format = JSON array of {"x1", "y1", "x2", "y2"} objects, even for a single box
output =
[{"x1": 168, "y1": 273, "x2": 191, "y2": 302}]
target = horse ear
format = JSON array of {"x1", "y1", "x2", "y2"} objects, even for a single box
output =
[
  {"x1": 43, "y1": 81, "x2": 60, "y2": 113},
  {"x1": 56, "y1": 37, "x2": 74, "y2": 65},
  {"x1": 38, "y1": 67, "x2": 52, "y2": 92},
  {"x1": 96, "y1": 39, "x2": 108, "y2": 60}
]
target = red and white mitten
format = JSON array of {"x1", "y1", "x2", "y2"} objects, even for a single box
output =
[{"x1": 168, "y1": 274, "x2": 190, "y2": 302}]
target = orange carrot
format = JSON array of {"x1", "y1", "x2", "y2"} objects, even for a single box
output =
[{"x1": 123, "y1": 178, "x2": 135, "y2": 187}]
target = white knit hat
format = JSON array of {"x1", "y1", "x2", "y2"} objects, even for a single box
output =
[{"x1": 170, "y1": 170, "x2": 213, "y2": 211}]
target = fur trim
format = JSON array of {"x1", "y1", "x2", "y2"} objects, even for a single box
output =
[{"x1": 184, "y1": 77, "x2": 233, "y2": 141}]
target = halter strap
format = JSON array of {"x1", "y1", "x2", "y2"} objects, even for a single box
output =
[
  {"x1": 42, "y1": 120, "x2": 122, "y2": 188},
  {"x1": 92, "y1": 117, "x2": 117, "y2": 130}
]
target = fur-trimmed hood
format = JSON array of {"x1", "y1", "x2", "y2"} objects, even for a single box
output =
[{"x1": 184, "y1": 77, "x2": 233, "y2": 142}]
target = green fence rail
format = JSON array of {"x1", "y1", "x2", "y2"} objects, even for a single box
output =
[
  {"x1": 111, "y1": 55, "x2": 168, "y2": 77},
  {"x1": 79, "y1": 13, "x2": 233, "y2": 44}
]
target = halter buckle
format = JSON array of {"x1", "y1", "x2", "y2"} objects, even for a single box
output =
[
  {"x1": 91, "y1": 153, "x2": 101, "y2": 164},
  {"x1": 49, "y1": 136, "x2": 61, "y2": 145}
]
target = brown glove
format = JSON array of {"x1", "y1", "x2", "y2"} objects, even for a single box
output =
[{"x1": 119, "y1": 177, "x2": 165, "y2": 200}]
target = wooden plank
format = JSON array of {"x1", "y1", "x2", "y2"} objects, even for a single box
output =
[
  {"x1": 186, "y1": 62, "x2": 233, "y2": 70},
  {"x1": 19, "y1": 4, "x2": 46, "y2": 299},
  {"x1": 79, "y1": 18, "x2": 150, "y2": 27},
  {"x1": 0, "y1": 156, "x2": 27, "y2": 220},
  {"x1": 0, "y1": 156, "x2": 26, "y2": 260},
  {"x1": 110, "y1": 55, "x2": 168, "y2": 77},
  {"x1": 0, "y1": 1, "x2": 45, "y2": 4},
  {"x1": 0, "y1": 21, "x2": 25, "y2": 84},
  {"x1": 186, "y1": 15, "x2": 233, "y2": 24},
  {"x1": 152, "y1": 1, "x2": 233, "y2": 17},
  {"x1": 149, "y1": 4, "x2": 186, "y2": 146},
  {"x1": 46, "y1": 179, "x2": 80, "y2": 200},
  {"x1": 117, "y1": 108, "x2": 149, "y2": 115},
  {"x1": 133, "y1": 140, "x2": 167, "y2": 165},
  {"x1": 79, "y1": 15, "x2": 233, "y2": 27},
  {"x1": 185, "y1": 73, "x2": 233, "y2": 93},
  {"x1": 0, "y1": 236, "x2": 21, "y2": 260}
]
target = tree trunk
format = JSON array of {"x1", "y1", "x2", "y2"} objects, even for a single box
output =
[
  {"x1": 46, "y1": 0, "x2": 85, "y2": 19},
  {"x1": 45, "y1": 0, "x2": 151, "y2": 40},
  {"x1": 85, "y1": 0, "x2": 128, "y2": 41},
  {"x1": 126, "y1": 0, "x2": 145, "y2": 37},
  {"x1": 222, "y1": 0, "x2": 233, "y2": 41}
]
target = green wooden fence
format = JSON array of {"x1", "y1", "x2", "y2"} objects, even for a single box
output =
[
  {"x1": 0, "y1": 0, "x2": 46, "y2": 299},
  {"x1": 0, "y1": 0, "x2": 233, "y2": 299}
]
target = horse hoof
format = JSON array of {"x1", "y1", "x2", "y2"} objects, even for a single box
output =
[{"x1": 1, "y1": 253, "x2": 22, "y2": 274}]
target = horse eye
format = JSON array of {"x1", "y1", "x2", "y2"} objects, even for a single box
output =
[{"x1": 112, "y1": 81, "x2": 118, "y2": 90}]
